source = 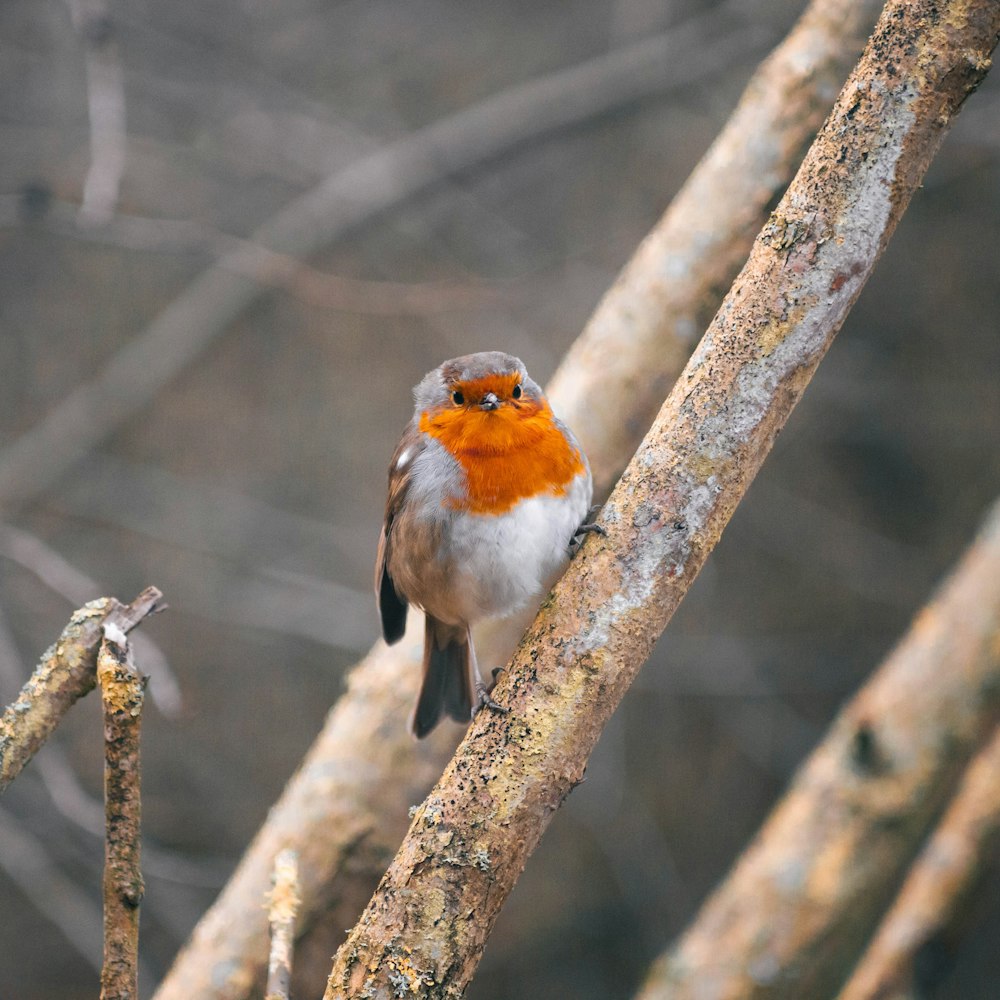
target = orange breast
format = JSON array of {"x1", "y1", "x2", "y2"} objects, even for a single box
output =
[{"x1": 419, "y1": 400, "x2": 584, "y2": 514}]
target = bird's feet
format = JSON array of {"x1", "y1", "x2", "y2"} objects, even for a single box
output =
[
  {"x1": 569, "y1": 506, "x2": 606, "y2": 555},
  {"x1": 473, "y1": 678, "x2": 509, "y2": 719}
]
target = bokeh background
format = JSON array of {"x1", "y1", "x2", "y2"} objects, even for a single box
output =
[{"x1": 1, "y1": 0, "x2": 998, "y2": 997}]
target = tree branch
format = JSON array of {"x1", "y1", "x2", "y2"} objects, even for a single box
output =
[
  {"x1": 0, "y1": 587, "x2": 164, "y2": 793},
  {"x1": 321, "y1": 3, "x2": 1000, "y2": 995},
  {"x1": 99, "y1": 623, "x2": 146, "y2": 1000},
  {"x1": 548, "y1": 0, "x2": 882, "y2": 493},
  {"x1": 152, "y1": 1, "x2": 884, "y2": 996},
  {"x1": 836, "y1": 722, "x2": 1000, "y2": 1000},
  {"x1": 638, "y1": 496, "x2": 1000, "y2": 1000},
  {"x1": 0, "y1": 521, "x2": 181, "y2": 716}
]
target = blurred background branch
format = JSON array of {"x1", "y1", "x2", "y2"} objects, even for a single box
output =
[
  {"x1": 63, "y1": 0, "x2": 127, "y2": 225},
  {"x1": 638, "y1": 496, "x2": 1000, "y2": 999},
  {"x1": 837, "y1": 723, "x2": 1000, "y2": 1000}
]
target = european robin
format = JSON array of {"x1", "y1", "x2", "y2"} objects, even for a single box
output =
[{"x1": 375, "y1": 351, "x2": 596, "y2": 737}]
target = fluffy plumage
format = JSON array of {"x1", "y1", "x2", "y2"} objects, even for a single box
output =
[{"x1": 375, "y1": 352, "x2": 592, "y2": 737}]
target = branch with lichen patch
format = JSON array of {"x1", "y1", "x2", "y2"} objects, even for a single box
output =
[
  {"x1": 0, "y1": 586, "x2": 164, "y2": 793},
  {"x1": 99, "y1": 621, "x2": 146, "y2": 1000},
  {"x1": 322, "y1": 2, "x2": 1000, "y2": 995}
]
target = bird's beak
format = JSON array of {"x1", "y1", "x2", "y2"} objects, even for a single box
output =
[{"x1": 479, "y1": 392, "x2": 500, "y2": 411}]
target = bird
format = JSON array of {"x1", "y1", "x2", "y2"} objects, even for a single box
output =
[{"x1": 375, "y1": 351, "x2": 596, "y2": 738}]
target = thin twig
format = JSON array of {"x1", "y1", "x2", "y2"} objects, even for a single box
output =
[
  {"x1": 0, "y1": 522, "x2": 182, "y2": 716},
  {"x1": 0, "y1": 587, "x2": 164, "y2": 793},
  {"x1": 837, "y1": 723, "x2": 1000, "y2": 1000},
  {"x1": 0, "y1": 11, "x2": 769, "y2": 512},
  {"x1": 98, "y1": 622, "x2": 146, "y2": 1000},
  {"x1": 152, "y1": 2, "x2": 880, "y2": 995},
  {"x1": 265, "y1": 850, "x2": 301, "y2": 1000},
  {"x1": 321, "y1": 3, "x2": 1000, "y2": 994}
]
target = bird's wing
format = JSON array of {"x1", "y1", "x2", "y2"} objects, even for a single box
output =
[{"x1": 375, "y1": 421, "x2": 424, "y2": 644}]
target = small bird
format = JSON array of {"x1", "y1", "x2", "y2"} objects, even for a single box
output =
[{"x1": 375, "y1": 352, "x2": 595, "y2": 737}]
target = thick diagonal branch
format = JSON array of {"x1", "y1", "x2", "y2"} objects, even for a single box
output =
[
  {"x1": 152, "y1": 3, "x2": 886, "y2": 997},
  {"x1": 322, "y1": 3, "x2": 1000, "y2": 995},
  {"x1": 0, "y1": 587, "x2": 164, "y2": 793}
]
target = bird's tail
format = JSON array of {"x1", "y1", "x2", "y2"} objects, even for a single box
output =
[{"x1": 411, "y1": 615, "x2": 474, "y2": 738}]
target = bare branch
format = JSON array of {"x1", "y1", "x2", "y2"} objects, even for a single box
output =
[
  {"x1": 152, "y1": 1, "x2": 881, "y2": 996},
  {"x1": 837, "y1": 723, "x2": 1000, "y2": 1000},
  {"x1": 638, "y1": 496, "x2": 1000, "y2": 999},
  {"x1": 0, "y1": 587, "x2": 164, "y2": 793},
  {"x1": 0, "y1": 522, "x2": 182, "y2": 716},
  {"x1": 321, "y1": 3, "x2": 1000, "y2": 994},
  {"x1": 549, "y1": 0, "x2": 884, "y2": 493},
  {"x1": 98, "y1": 624, "x2": 146, "y2": 1000},
  {"x1": 0, "y1": 11, "x2": 769, "y2": 512},
  {"x1": 265, "y1": 850, "x2": 301, "y2": 1000}
]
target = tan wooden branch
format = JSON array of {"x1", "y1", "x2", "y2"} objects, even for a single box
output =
[
  {"x1": 321, "y1": 3, "x2": 1000, "y2": 996},
  {"x1": 836, "y1": 722, "x2": 1000, "y2": 1000},
  {"x1": 152, "y1": 3, "x2": 880, "y2": 997},
  {"x1": 99, "y1": 623, "x2": 146, "y2": 1000},
  {"x1": 265, "y1": 849, "x2": 301, "y2": 1000},
  {"x1": 549, "y1": 0, "x2": 882, "y2": 493},
  {"x1": 638, "y1": 498, "x2": 1000, "y2": 1000},
  {"x1": 0, "y1": 586, "x2": 164, "y2": 793}
]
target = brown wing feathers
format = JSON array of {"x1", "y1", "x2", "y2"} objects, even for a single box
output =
[{"x1": 375, "y1": 423, "x2": 422, "y2": 645}]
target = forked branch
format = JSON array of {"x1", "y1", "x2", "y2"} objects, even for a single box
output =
[{"x1": 0, "y1": 587, "x2": 164, "y2": 793}]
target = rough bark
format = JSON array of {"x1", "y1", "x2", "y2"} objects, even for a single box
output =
[
  {"x1": 0, "y1": 587, "x2": 164, "y2": 793},
  {"x1": 836, "y1": 722, "x2": 1000, "y2": 1000},
  {"x1": 548, "y1": 0, "x2": 882, "y2": 494},
  {"x1": 265, "y1": 850, "x2": 301, "y2": 1000},
  {"x1": 322, "y1": 4, "x2": 1000, "y2": 996},
  {"x1": 99, "y1": 623, "x2": 147, "y2": 1000},
  {"x1": 638, "y1": 499, "x2": 1000, "y2": 1000},
  {"x1": 151, "y1": 4, "x2": 880, "y2": 996}
]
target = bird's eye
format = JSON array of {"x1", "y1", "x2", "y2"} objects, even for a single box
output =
[
  {"x1": 512, "y1": 383, "x2": 522, "y2": 399},
  {"x1": 452, "y1": 390, "x2": 465, "y2": 406}
]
